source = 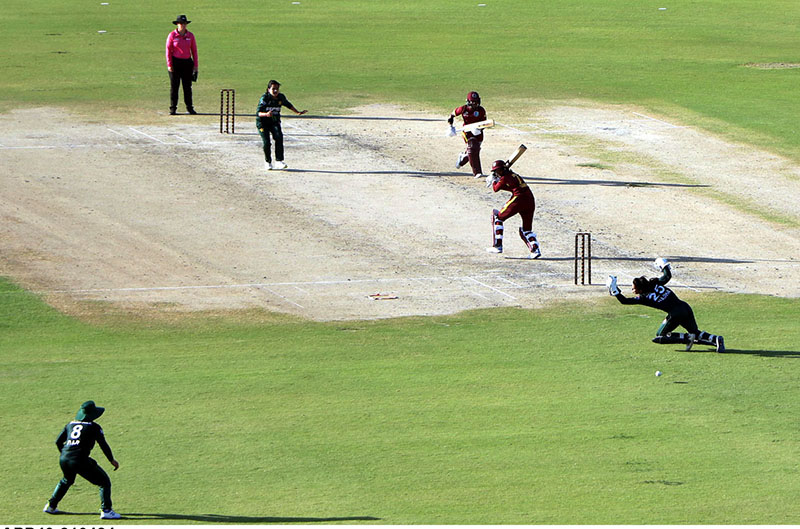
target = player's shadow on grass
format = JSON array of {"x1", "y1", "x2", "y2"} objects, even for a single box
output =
[
  {"x1": 720, "y1": 349, "x2": 800, "y2": 358},
  {"x1": 123, "y1": 512, "x2": 381, "y2": 523},
  {"x1": 527, "y1": 176, "x2": 708, "y2": 188}
]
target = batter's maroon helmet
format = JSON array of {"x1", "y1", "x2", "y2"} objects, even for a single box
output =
[
  {"x1": 466, "y1": 91, "x2": 481, "y2": 105},
  {"x1": 491, "y1": 159, "x2": 507, "y2": 173}
]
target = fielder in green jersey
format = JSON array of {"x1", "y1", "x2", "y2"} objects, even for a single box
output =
[
  {"x1": 43, "y1": 401, "x2": 122, "y2": 520},
  {"x1": 256, "y1": 79, "x2": 307, "y2": 171}
]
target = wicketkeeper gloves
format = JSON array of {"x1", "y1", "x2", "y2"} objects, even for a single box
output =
[
  {"x1": 606, "y1": 275, "x2": 620, "y2": 296},
  {"x1": 654, "y1": 257, "x2": 670, "y2": 271}
]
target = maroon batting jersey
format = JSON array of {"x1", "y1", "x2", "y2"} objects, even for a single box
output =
[
  {"x1": 493, "y1": 170, "x2": 533, "y2": 198},
  {"x1": 453, "y1": 104, "x2": 487, "y2": 125}
]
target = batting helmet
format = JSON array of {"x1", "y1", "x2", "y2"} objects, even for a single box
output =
[
  {"x1": 466, "y1": 91, "x2": 481, "y2": 105},
  {"x1": 491, "y1": 159, "x2": 507, "y2": 173}
]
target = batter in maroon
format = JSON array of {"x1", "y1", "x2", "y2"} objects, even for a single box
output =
[
  {"x1": 448, "y1": 91, "x2": 487, "y2": 177},
  {"x1": 486, "y1": 160, "x2": 541, "y2": 258}
]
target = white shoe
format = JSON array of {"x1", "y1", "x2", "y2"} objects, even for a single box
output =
[
  {"x1": 266, "y1": 161, "x2": 273, "y2": 170},
  {"x1": 530, "y1": 247, "x2": 542, "y2": 259},
  {"x1": 685, "y1": 333, "x2": 695, "y2": 351},
  {"x1": 272, "y1": 160, "x2": 288, "y2": 170},
  {"x1": 474, "y1": 173, "x2": 487, "y2": 179},
  {"x1": 486, "y1": 246, "x2": 503, "y2": 254},
  {"x1": 456, "y1": 152, "x2": 468, "y2": 169},
  {"x1": 101, "y1": 509, "x2": 121, "y2": 520},
  {"x1": 44, "y1": 502, "x2": 62, "y2": 514}
]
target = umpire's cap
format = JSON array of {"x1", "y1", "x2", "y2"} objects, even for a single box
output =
[
  {"x1": 75, "y1": 400, "x2": 105, "y2": 421},
  {"x1": 173, "y1": 14, "x2": 191, "y2": 24}
]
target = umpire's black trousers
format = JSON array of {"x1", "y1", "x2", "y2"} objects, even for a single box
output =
[{"x1": 169, "y1": 57, "x2": 194, "y2": 113}]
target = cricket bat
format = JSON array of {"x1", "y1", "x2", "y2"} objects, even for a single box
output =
[
  {"x1": 456, "y1": 119, "x2": 495, "y2": 133},
  {"x1": 506, "y1": 144, "x2": 527, "y2": 168}
]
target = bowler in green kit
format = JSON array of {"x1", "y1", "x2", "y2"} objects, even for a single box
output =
[
  {"x1": 256, "y1": 79, "x2": 307, "y2": 170},
  {"x1": 43, "y1": 400, "x2": 122, "y2": 520}
]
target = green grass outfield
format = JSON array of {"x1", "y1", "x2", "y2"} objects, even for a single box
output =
[
  {"x1": 2, "y1": 278, "x2": 799, "y2": 524},
  {"x1": 2, "y1": 0, "x2": 800, "y2": 156}
]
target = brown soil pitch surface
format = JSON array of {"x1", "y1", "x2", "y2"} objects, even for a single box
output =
[{"x1": 1, "y1": 104, "x2": 798, "y2": 321}]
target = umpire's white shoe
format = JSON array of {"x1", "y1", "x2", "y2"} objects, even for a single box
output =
[
  {"x1": 685, "y1": 333, "x2": 696, "y2": 351},
  {"x1": 486, "y1": 246, "x2": 503, "y2": 254},
  {"x1": 272, "y1": 160, "x2": 288, "y2": 170},
  {"x1": 101, "y1": 509, "x2": 121, "y2": 520},
  {"x1": 43, "y1": 502, "x2": 62, "y2": 514}
]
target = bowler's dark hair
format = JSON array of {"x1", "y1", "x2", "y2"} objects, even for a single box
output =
[{"x1": 267, "y1": 80, "x2": 280, "y2": 89}]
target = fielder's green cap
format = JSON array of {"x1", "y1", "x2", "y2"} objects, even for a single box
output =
[{"x1": 75, "y1": 400, "x2": 105, "y2": 421}]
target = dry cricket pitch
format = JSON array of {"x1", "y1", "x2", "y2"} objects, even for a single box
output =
[{"x1": 1, "y1": 103, "x2": 798, "y2": 321}]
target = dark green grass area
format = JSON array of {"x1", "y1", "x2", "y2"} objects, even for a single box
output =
[
  {"x1": 2, "y1": 1, "x2": 800, "y2": 156},
  {"x1": 3, "y1": 277, "x2": 798, "y2": 524}
]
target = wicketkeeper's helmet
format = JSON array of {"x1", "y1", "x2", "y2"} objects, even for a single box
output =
[{"x1": 466, "y1": 91, "x2": 481, "y2": 105}]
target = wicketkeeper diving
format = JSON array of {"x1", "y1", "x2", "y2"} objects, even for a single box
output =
[{"x1": 607, "y1": 258, "x2": 725, "y2": 352}]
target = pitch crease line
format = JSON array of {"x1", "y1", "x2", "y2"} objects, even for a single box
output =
[
  {"x1": 463, "y1": 277, "x2": 517, "y2": 300},
  {"x1": 257, "y1": 286, "x2": 305, "y2": 309},
  {"x1": 631, "y1": 112, "x2": 684, "y2": 128},
  {"x1": 128, "y1": 127, "x2": 167, "y2": 144}
]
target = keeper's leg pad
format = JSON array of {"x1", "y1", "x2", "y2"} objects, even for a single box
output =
[
  {"x1": 652, "y1": 332, "x2": 690, "y2": 345},
  {"x1": 492, "y1": 209, "x2": 504, "y2": 248},
  {"x1": 695, "y1": 331, "x2": 719, "y2": 346}
]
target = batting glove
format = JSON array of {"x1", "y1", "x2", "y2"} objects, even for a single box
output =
[
  {"x1": 654, "y1": 257, "x2": 670, "y2": 271},
  {"x1": 486, "y1": 174, "x2": 498, "y2": 188},
  {"x1": 447, "y1": 125, "x2": 456, "y2": 137},
  {"x1": 605, "y1": 275, "x2": 620, "y2": 296}
]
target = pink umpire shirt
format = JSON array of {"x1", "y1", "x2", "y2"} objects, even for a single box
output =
[{"x1": 165, "y1": 30, "x2": 198, "y2": 69}]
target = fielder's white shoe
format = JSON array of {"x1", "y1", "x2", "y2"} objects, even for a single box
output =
[
  {"x1": 486, "y1": 246, "x2": 503, "y2": 254},
  {"x1": 43, "y1": 502, "x2": 62, "y2": 514},
  {"x1": 265, "y1": 161, "x2": 273, "y2": 170},
  {"x1": 101, "y1": 509, "x2": 121, "y2": 520},
  {"x1": 685, "y1": 333, "x2": 696, "y2": 351},
  {"x1": 272, "y1": 160, "x2": 288, "y2": 170},
  {"x1": 530, "y1": 247, "x2": 542, "y2": 259}
]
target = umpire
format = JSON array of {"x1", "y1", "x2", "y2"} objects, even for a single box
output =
[
  {"x1": 165, "y1": 14, "x2": 198, "y2": 115},
  {"x1": 43, "y1": 401, "x2": 121, "y2": 520}
]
